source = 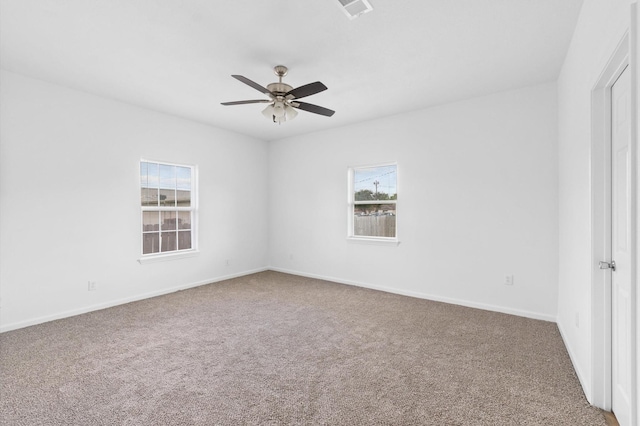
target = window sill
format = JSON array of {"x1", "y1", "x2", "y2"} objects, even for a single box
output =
[
  {"x1": 138, "y1": 250, "x2": 200, "y2": 264},
  {"x1": 347, "y1": 237, "x2": 400, "y2": 246}
]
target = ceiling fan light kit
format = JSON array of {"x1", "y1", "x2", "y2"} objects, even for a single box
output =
[
  {"x1": 221, "y1": 65, "x2": 335, "y2": 124},
  {"x1": 261, "y1": 101, "x2": 298, "y2": 124}
]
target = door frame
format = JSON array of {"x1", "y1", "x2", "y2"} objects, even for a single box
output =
[{"x1": 590, "y1": 5, "x2": 638, "y2": 420}]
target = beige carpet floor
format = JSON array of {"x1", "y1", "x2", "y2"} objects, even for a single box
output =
[{"x1": 1, "y1": 271, "x2": 605, "y2": 425}]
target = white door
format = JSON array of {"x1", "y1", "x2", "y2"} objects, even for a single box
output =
[{"x1": 611, "y1": 64, "x2": 632, "y2": 426}]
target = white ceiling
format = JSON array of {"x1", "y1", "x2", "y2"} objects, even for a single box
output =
[{"x1": 0, "y1": 0, "x2": 584, "y2": 142}]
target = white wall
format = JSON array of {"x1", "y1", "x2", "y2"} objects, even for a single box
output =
[
  {"x1": 0, "y1": 70, "x2": 269, "y2": 331},
  {"x1": 269, "y1": 82, "x2": 559, "y2": 321},
  {"x1": 556, "y1": 0, "x2": 632, "y2": 404},
  {"x1": 636, "y1": 3, "x2": 640, "y2": 420}
]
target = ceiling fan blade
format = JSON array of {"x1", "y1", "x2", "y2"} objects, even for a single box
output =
[
  {"x1": 231, "y1": 75, "x2": 272, "y2": 95},
  {"x1": 285, "y1": 82, "x2": 327, "y2": 100},
  {"x1": 221, "y1": 99, "x2": 271, "y2": 106},
  {"x1": 291, "y1": 101, "x2": 335, "y2": 117}
]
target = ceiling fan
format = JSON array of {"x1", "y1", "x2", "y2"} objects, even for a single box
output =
[{"x1": 221, "y1": 65, "x2": 335, "y2": 124}]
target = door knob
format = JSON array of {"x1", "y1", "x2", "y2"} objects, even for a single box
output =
[{"x1": 599, "y1": 260, "x2": 616, "y2": 271}]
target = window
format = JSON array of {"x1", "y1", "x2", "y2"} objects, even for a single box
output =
[
  {"x1": 140, "y1": 160, "x2": 196, "y2": 256},
  {"x1": 348, "y1": 163, "x2": 397, "y2": 240}
]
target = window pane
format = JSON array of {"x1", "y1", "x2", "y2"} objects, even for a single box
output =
[
  {"x1": 176, "y1": 166, "x2": 191, "y2": 190},
  {"x1": 159, "y1": 164, "x2": 176, "y2": 189},
  {"x1": 354, "y1": 165, "x2": 397, "y2": 201},
  {"x1": 178, "y1": 230, "x2": 191, "y2": 250},
  {"x1": 141, "y1": 162, "x2": 160, "y2": 206},
  {"x1": 161, "y1": 231, "x2": 177, "y2": 252},
  {"x1": 146, "y1": 162, "x2": 159, "y2": 188},
  {"x1": 159, "y1": 189, "x2": 176, "y2": 207},
  {"x1": 143, "y1": 232, "x2": 160, "y2": 254},
  {"x1": 161, "y1": 211, "x2": 177, "y2": 230},
  {"x1": 176, "y1": 190, "x2": 190, "y2": 207},
  {"x1": 353, "y1": 210, "x2": 396, "y2": 238},
  {"x1": 143, "y1": 211, "x2": 160, "y2": 231},
  {"x1": 178, "y1": 211, "x2": 191, "y2": 229},
  {"x1": 141, "y1": 187, "x2": 158, "y2": 206}
]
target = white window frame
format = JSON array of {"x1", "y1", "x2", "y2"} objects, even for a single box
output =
[
  {"x1": 347, "y1": 162, "x2": 399, "y2": 245},
  {"x1": 138, "y1": 159, "x2": 199, "y2": 264}
]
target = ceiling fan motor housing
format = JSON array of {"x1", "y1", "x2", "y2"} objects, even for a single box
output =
[{"x1": 266, "y1": 82, "x2": 293, "y2": 97}]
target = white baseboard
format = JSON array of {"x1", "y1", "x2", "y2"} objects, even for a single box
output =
[
  {"x1": 1, "y1": 266, "x2": 556, "y2": 333},
  {"x1": 268, "y1": 266, "x2": 557, "y2": 322},
  {"x1": 557, "y1": 319, "x2": 592, "y2": 403},
  {"x1": 0, "y1": 267, "x2": 268, "y2": 333}
]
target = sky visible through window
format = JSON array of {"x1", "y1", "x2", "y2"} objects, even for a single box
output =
[
  {"x1": 141, "y1": 162, "x2": 191, "y2": 190},
  {"x1": 354, "y1": 165, "x2": 396, "y2": 197}
]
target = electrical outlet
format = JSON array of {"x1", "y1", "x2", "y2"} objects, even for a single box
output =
[
  {"x1": 88, "y1": 281, "x2": 97, "y2": 291},
  {"x1": 504, "y1": 275, "x2": 514, "y2": 286},
  {"x1": 225, "y1": 259, "x2": 230, "y2": 267}
]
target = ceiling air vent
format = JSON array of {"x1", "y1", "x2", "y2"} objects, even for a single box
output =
[{"x1": 337, "y1": 0, "x2": 373, "y2": 20}]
